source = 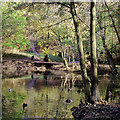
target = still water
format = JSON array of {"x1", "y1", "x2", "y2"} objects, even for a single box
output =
[{"x1": 2, "y1": 71, "x2": 120, "y2": 119}]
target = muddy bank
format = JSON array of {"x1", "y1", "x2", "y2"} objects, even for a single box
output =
[
  {"x1": 2, "y1": 59, "x2": 46, "y2": 78},
  {"x1": 2, "y1": 59, "x2": 80, "y2": 80},
  {"x1": 2, "y1": 58, "x2": 118, "y2": 78}
]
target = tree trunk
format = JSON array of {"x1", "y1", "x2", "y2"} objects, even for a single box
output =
[
  {"x1": 70, "y1": 2, "x2": 94, "y2": 104},
  {"x1": 30, "y1": 40, "x2": 40, "y2": 57},
  {"x1": 72, "y1": 53, "x2": 75, "y2": 70},
  {"x1": 63, "y1": 57, "x2": 69, "y2": 70},
  {"x1": 63, "y1": 50, "x2": 70, "y2": 70},
  {"x1": 102, "y1": 28, "x2": 116, "y2": 71},
  {"x1": 97, "y1": 12, "x2": 117, "y2": 72},
  {"x1": 90, "y1": 0, "x2": 98, "y2": 82},
  {"x1": 70, "y1": 2, "x2": 89, "y2": 82},
  {"x1": 54, "y1": 33, "x2": 70, "y2": 70},
  {"x1": 90, "y1": 0, "x2": 99, "y2": 102},
  {"x1": 118, "y1": 4, "x2": 120, "y2": 41}
]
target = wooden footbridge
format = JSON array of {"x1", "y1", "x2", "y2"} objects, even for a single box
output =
[{"x1": 30, "y1": 60, "x2": 63, "y2": 68}]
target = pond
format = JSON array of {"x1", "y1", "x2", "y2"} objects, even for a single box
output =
[{"x1": 2, "y1": 71, "x2": 120, "y2": 119}]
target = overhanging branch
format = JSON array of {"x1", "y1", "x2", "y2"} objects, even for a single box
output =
[{"x1": 40, "y1": 17, "x2": 73, "y2": 29}]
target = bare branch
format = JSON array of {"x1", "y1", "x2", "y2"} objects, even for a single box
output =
[{"x1": 40, "y1": 17, "x2": 73, "y2": 29}]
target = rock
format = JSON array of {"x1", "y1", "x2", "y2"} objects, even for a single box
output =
[
  {"x1": 23, "y1": 103, "x2": 27, "y2": 110},
  {"x1": 65, "y1": 99, "x2": 72, "y2": 103}
]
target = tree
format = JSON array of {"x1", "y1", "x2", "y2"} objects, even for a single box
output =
[
  {"x1": 2, "y1": 3, "x2": 28, "y2": 51},
  {"x1": 96, "y1": 2, "x2": 119, "y2": 72},
  {"x1": 90, "y1": 0, "x2": 98, "y2": 81},
  {"x1": 97, "y1": 11, "x2": 117, "y2": 72},
  {"x1": 69, "y1": 2, "x2": 94, "y2": 104},
  {"x1": 89, "y1": 0, "x2": 100, "y2": 102}
]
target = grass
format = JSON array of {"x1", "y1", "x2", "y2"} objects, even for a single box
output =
[
  {"x1": 48, "y1": 54, "x2": 64, "y2": 62},
  {"x1": 2, "y1": 52, "x2": 64, "y2": 63}
]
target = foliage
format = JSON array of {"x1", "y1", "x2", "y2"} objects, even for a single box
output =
[
  {"x1": 2, "y1": 3, "x2": 29, "y2": 50},
  {"x1": 2, "y1": 2, "x2": 120, "y2": 64},
  {"x1": 49, "y1": 54, "x2": 64, "y2": 62}
]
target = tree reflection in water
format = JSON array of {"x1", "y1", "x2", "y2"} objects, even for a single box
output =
[{"x1": 2, "y1": 71, "x2": 120, "y2": 118}]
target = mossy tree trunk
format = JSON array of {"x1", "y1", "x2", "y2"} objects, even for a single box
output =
[
  {"x1": 70, "y1": 2, "x2": 89, "y2": 82},
  {"x1": 90, "y1": 0, "x2": 98, "y2": 81},
  {"x1": 90, "y1": 0, "x2": 99, "y2": 101},
  {"x1": 70, "y1": 2, "x2": 94, "y2": 104}
]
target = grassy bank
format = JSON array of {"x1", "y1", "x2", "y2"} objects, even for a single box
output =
[{"x1": 2, "y1": 51, "x2": 64, "y2": 63}]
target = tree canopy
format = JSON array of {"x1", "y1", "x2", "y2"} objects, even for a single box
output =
[{"x1": 2, "y1": 2, "x2": 120, "y2": 64}]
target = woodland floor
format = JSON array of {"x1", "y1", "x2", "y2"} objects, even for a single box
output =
[{"x1": 71, "y1": 102, "x2": 120, "y2": 120}]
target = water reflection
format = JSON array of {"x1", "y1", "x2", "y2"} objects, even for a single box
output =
[
  {"x1": 105, "y1": 75, "x2": 120, "y2": 102},
  {"x1": 2, "y1": 71, "x2": 120, "y2": 118}
]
